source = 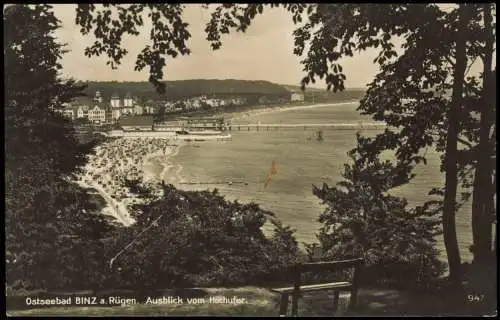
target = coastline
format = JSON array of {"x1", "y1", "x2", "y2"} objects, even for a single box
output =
[
  {"x1": 152, "y1": 99, "x2": 363, "y2": 238},
  {"x1": 76, "y1": 99, "x2": 362, "y2": 229},
  {"x1": 226, "y1": 100, "x2": 359, "y2": 122},
  {"x1": 75, "y1": 137, "x2": 179, "y2": 225},
  {"x1": 143, "y1": 141, "x2": 183, "y2": 185}
]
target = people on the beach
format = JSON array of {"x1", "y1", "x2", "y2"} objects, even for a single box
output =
[{"x1": 76, "y1": 137, "x2": 174, "y2": 215}]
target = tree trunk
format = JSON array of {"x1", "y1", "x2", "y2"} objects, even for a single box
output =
[
  {"x1": 443, "y1": 4, "x2": 468, "y2": 285},
  {"x1": 471, "y1": 3, "x2": 494, "y2": 265},
  {"x1": 490, "y1": 173, "x2": 496, "y2": 253},
  {"x1": 472, "y1": 167, "x2": 482, "y2": 257}
]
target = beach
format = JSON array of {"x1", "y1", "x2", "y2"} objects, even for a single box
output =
[
  {"x1": 75, "y1": 137, "x2": 180, "y2": 225},
  {"x1": 73, "y1": 101, "x2": 473, "y2": 262},
  {"x1": 74, "y1": 102, "x2": 354, "y2": 226},
  {"x1": 227, "y1": 100, "x2": 361, "y2": 123}
]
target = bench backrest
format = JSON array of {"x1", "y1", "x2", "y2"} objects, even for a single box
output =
[{"x1": 292, "y1": 258, "x2": 365, "y2": 291}]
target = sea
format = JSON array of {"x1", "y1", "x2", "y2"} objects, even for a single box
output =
[{"x1": 161, "y1": 102, "x2": 473, "y2": 262}]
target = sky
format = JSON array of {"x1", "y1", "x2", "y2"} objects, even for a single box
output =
[
  {"x1": 51, "y1": 4, "x2": 381, "y2": 89},
  {"x1": 50, "y1": 4, "x2": 490, "y2": 89}
]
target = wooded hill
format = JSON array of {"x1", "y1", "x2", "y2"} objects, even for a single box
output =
[
  {"x1": 81, "y1": 79, "x2": 288, "y2": 102},
  {"x1": 80, "y1": 80, "x2": 365, "y2": 103}
]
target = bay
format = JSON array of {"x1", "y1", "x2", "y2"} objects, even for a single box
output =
[{"x1": 164, "y1": 103, "x2": 473, "y2": 262}]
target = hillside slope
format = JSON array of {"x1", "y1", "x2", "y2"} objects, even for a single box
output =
[
  {"x1": 82, "y1": 79, "x2": 290, "y2": 102},
  {"x1": 81, "y1": 80, "x2": 366, "y2": 103}
]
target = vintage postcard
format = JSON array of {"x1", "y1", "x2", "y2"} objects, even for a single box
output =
[{"x1": 5, "y1": 3, "x2": 496, "y2": 317}]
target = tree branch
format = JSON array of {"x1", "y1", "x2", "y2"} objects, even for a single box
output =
[
  {"x1": 464, "y1": 55, "x2": 478, "y2": 77},
  {"x1": 457, "y1": 137, "x2": 473, "y2": 149},
  {"x1": 444, "y1": 54, "x2": 456, "y2": 66}
]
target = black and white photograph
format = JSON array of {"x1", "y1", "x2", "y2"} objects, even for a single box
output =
[{"x1": 5, "y1": 3, "x2": 497, "y2": 316}]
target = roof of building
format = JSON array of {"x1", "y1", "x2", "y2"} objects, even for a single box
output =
[
  {"x1": 119, "y1": 115, "x2": 154, "y2": 127},
  {"x1": 89, "y1": 103, "x2": 109, "y2": 110}
]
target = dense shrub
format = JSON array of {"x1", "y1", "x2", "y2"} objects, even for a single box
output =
[
  {"x1": 6, "y1": 180, "x2": 116, "y2": 292},
  {"x1": 311, "y1": 151, "x2": 446, "y2": 289},
  {"x1": 103, "y1": 183, "x2": 300, "y2": 290}
]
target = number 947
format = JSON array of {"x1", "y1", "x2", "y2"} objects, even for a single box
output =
[{"x1": 467, "y1": 294, "x2": 484, "y2": 302}]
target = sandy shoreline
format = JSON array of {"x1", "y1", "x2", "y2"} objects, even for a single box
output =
[
  {"x1": 227, "y1": 100, "x2": 359, "y2": 122},
  {"x1": 76, "y1": 100, "x2": 360, "y2": 226},
  {"x1": 75, "y1": 137, "x2": 179, "y2": 225}
]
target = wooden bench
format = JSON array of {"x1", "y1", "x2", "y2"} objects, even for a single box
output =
[{"x1": 271, "y1": 258, "x2": 365, "y2": 316}]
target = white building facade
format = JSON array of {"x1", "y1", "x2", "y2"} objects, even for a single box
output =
[
  {"x1": 88, "y1": 105, "x2": 106, "y2": 123},
  {"x1": 123, "y1": 94, "x2": 135, "y2": 107},
  {"x1": 110, "y1": 95, "x2": 121, "y2": 108},
  {"x1": 290, "y1": 92, "x2": 305, "y2": 102}
]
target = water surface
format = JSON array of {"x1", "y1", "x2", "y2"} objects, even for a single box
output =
[{"x1": 165, "y1": 103, "x2": 473, "y2": 262}]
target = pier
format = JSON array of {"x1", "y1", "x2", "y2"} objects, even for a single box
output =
[
  {"x1": 227, "y1": 122, "x2": 386, "y2": 131},
  {"x1": 179, "y1": 181, "x2": 251, "y2": 185}
]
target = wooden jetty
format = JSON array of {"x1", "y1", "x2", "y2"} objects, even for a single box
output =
[{"x1": 227, "y1": 123, "x2": 386, "y2": 131}]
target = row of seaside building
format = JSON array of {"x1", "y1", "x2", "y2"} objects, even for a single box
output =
[
  {"x1": 57, "y1": 90, "x2": 305, "y2": 125},
  {"x1": 58, "y1": 91, "x2": 144, "y2": 124}
]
